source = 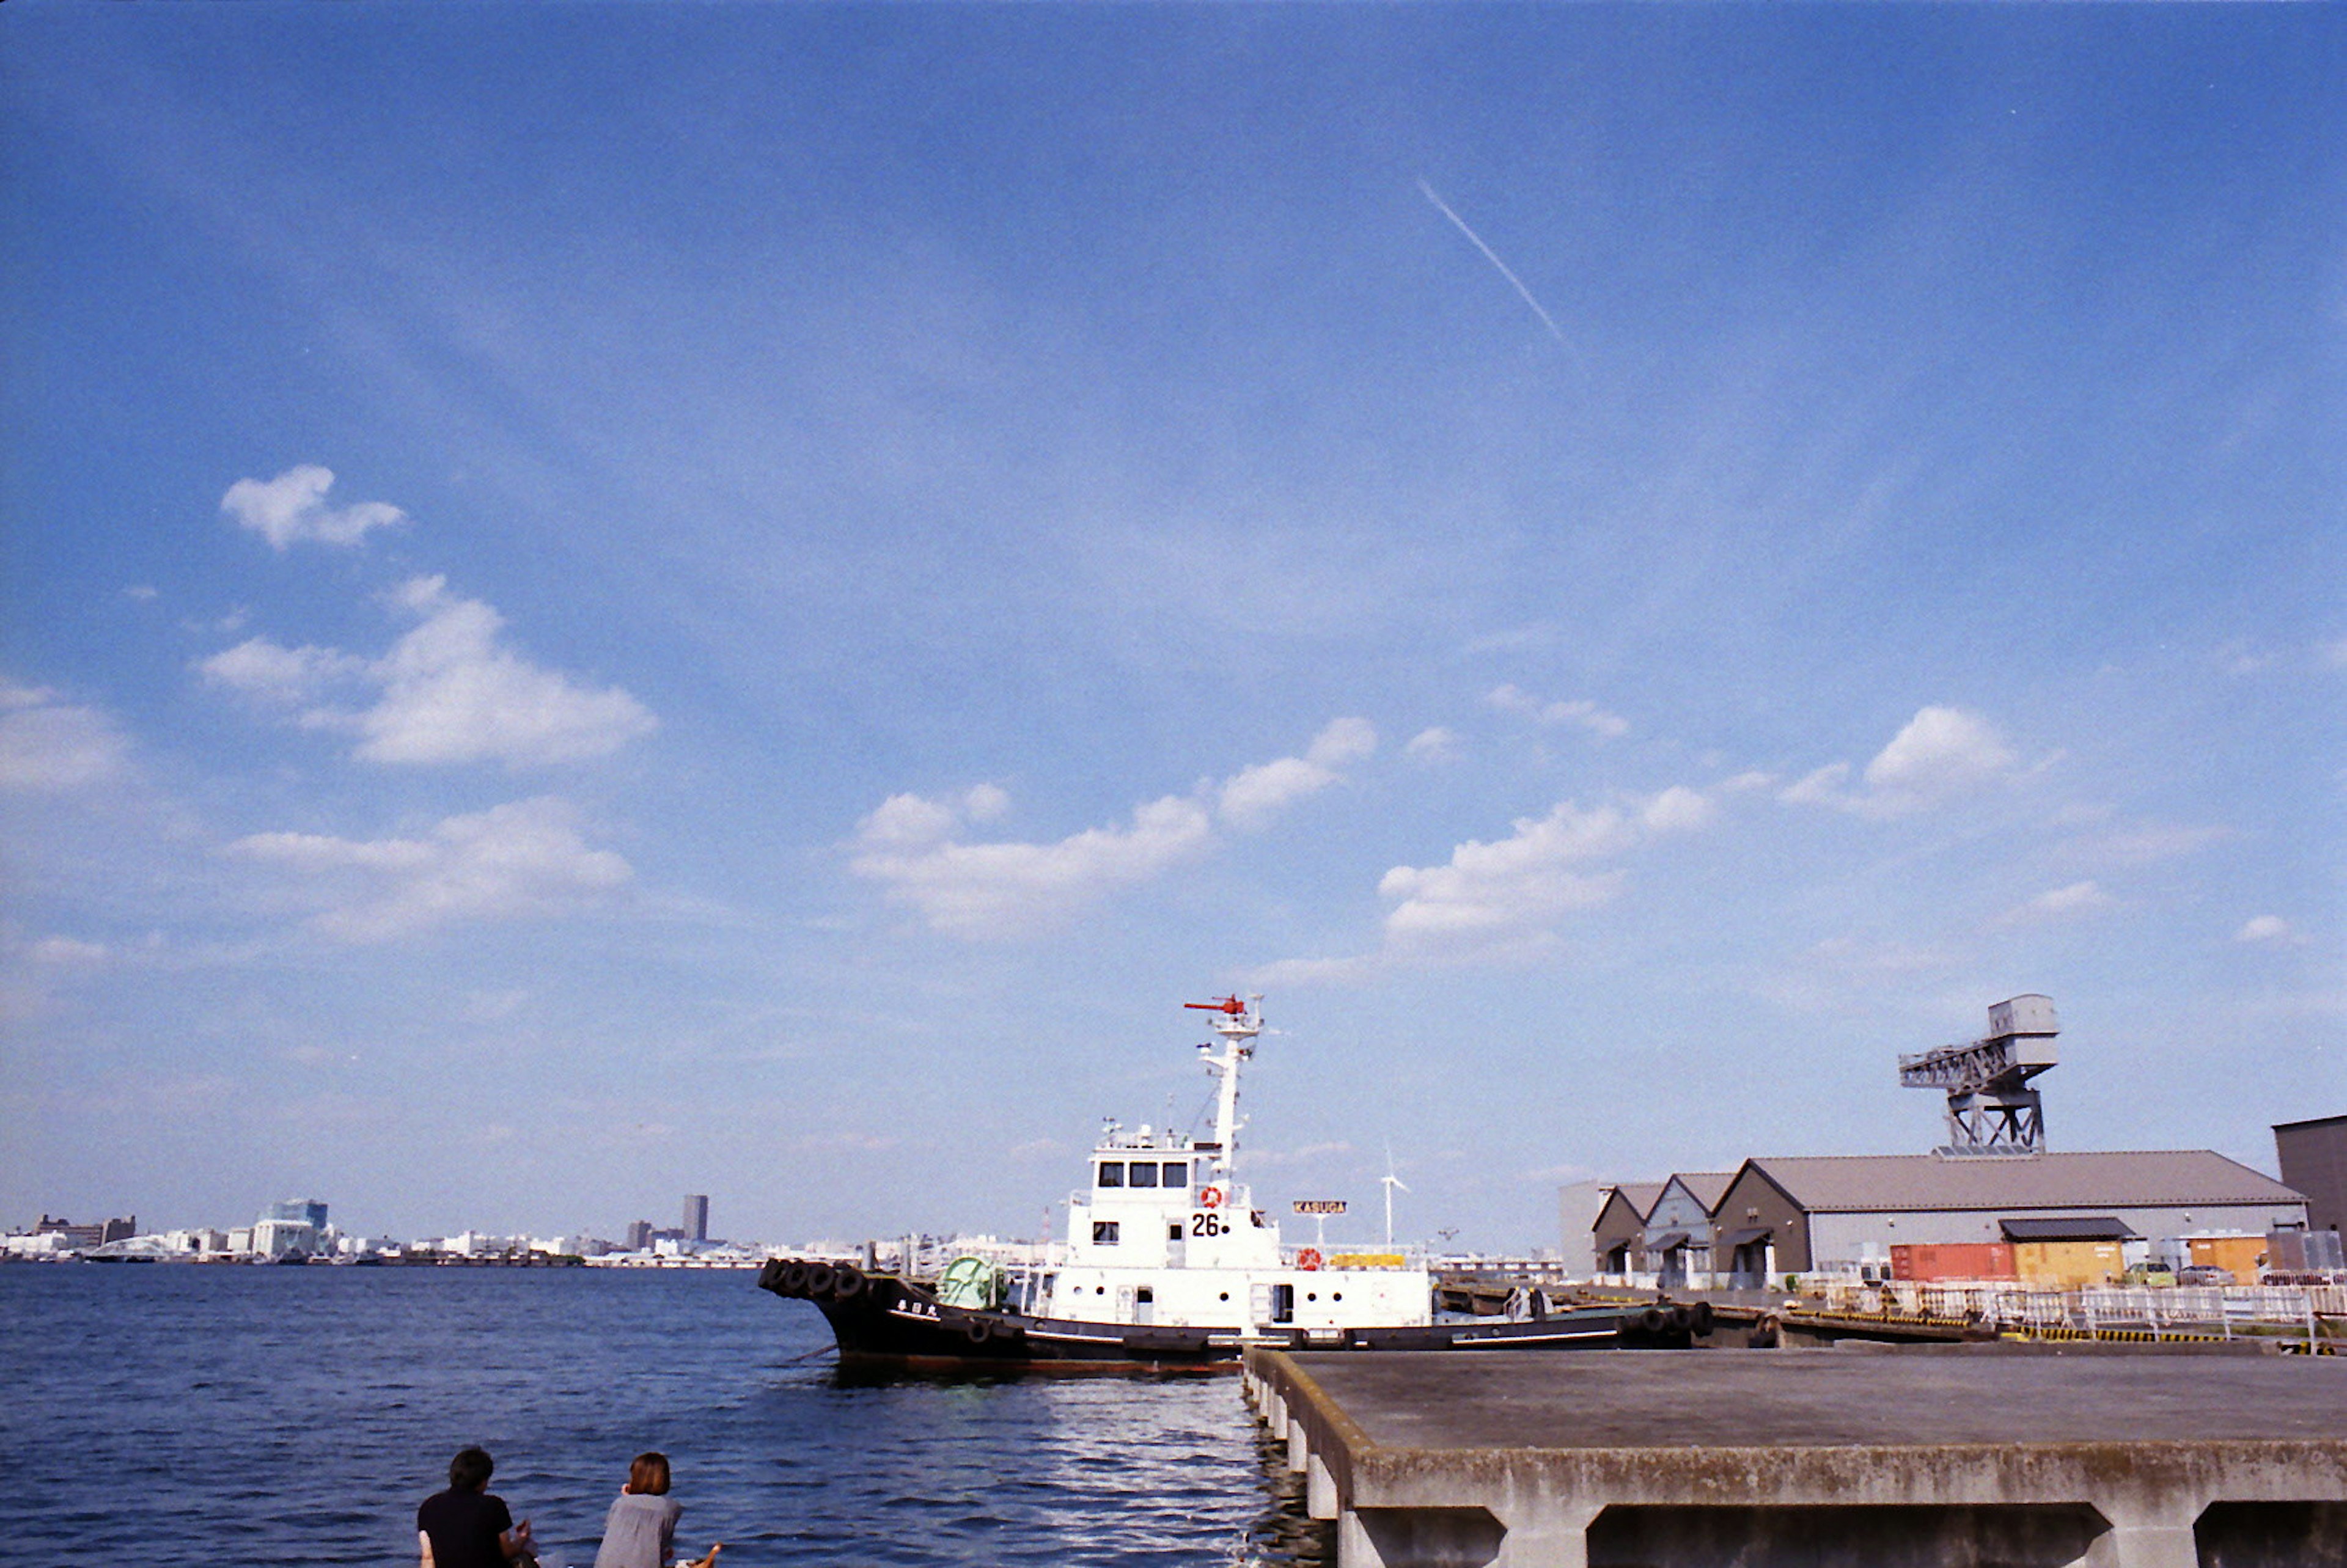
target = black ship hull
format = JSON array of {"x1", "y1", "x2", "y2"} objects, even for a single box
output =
[{"x1": 758, "y1": 1256, "x2": 1692, "y2": 1371}]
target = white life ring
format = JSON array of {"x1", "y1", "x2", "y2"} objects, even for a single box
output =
[
  {"x1": 1296, "y1": 1248, "x2": 1323, "y2": 1271},
  {"x1": 1198, "y1": 1185, "x2": 1224, "y2": 1209}
]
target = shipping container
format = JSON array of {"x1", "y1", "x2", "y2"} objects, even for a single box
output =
[
  {"x1": 1890, "y1": 1242, "x2": 2015, "y2": 1282},
  {"x1": 2013, "y1": 1239, "x2": 2126, "y2": 1289},
  {"x1": 2187, "y1": 1234, "x2": 2266, "y2": 1281}
]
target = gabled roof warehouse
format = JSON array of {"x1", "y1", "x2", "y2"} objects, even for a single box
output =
[
  {"x1": 1742, "y1": 1151, "x2": 2301, "y2": 1212},
  {"x1": 1709, "y1": 1151, "x2": 2307, "y2": 1275}
]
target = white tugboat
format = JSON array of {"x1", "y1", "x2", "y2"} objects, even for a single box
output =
[{"x1": 760, "y1": 994, "x2": 1664, "y2": 1369}]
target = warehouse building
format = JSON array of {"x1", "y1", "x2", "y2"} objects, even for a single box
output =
[
  {"x1": 1590, "y1": 1182, "x2": 1663, "y2": 1276},
  {"x1": 2274, "y1": 1113, "x2": 2346, "y2": 1234},
  {"x1": 1707, "y1": 1149, "x2": 2307, "y2": 1283},
  {"x1": 1579, "y1": 997, "x2": 2319, "y2": 1286},
  {"x1": 1634, "y1": 1171, "x2": 1735, "y2": 1289}
]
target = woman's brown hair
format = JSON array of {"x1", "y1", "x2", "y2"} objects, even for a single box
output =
[{"x1": 626, "y1": 1452, "x2": 671, "y2": 1497}]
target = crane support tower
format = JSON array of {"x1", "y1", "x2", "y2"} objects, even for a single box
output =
[{"x1": 1898, "y1": 995, "x2": 2059, "y2": 1157}]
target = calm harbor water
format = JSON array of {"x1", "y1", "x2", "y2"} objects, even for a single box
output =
[{"x1": 0, "y1": 1264, "x2": 1332, "y2": 1567}]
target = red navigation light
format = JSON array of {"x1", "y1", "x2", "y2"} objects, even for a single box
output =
[{"x1": 1183, "y1": 995, "x2": 1246, "y2": 1016}]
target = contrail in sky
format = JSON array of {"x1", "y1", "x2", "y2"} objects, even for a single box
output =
[{"x1": 1416, "y1": 178, "x2": 1567, "y2": 344}]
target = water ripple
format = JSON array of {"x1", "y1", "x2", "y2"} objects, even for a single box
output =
[{"x1": 0, "y1": 1266, "x2": 1331, "y2": 1567}]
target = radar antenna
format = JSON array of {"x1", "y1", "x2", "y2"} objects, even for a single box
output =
[{"x1": 1898, "y1": 994, "x2": 2059, "y2": 1157}]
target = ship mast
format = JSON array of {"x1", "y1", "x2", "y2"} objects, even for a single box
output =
[{"x1": 1186, "y1": 994, "x2": 1262, "y2": 1179}]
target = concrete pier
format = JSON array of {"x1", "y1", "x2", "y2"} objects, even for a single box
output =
[{"x1": 1244, "y1": 1344, "x2": 2347, "y2": 1567}]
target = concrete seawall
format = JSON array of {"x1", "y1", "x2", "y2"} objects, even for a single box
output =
[{"x1": 1243, "y1": 1344, "x2": 2347, "y2": 1567}]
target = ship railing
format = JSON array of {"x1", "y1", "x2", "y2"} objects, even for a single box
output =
[{"x1": 1286, "y1": 1243, "x2": 1425, "y2": 1270}]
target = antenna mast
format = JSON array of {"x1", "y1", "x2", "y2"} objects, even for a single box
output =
[{"x1": 1186, "y1": 994, "x2": 1262, "y2": 1177}]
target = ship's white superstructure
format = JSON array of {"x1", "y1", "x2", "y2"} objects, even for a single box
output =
[
  {"x1": 760, "y1": 991, "x2": 1647, "y2": 1365},
  {"x1": 1010, "y1": 996, "x2": 1432, "y2": 1336}
]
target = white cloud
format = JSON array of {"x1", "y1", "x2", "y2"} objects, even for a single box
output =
[
  {"x1": 851, "y1": 788, "x2": 1215, "y2": 940},
  {"x1": 1782, "y1": 706, "x2": 2018, "y2": 818},
  {"x1": 1999, "y1": 881, "x2": 2117, "y2": 925},
  {"x1": 1216, "y1": 716, "x2": 1376, "y2": 829},
  {"x1": 1404, "y1": 727, "x2": 1460, "y2": 763},
  {"x1": 1269, "y1": 782, "x2": 1722, "y2": 974},
  {"x1": 1484, "y1": 684, "x2": 1629, "y2": 740},
  {"x1": 225, "y1": 796, "x2": 633, "y2": 942},
  {"x1": 29, "y1": 936, "x2": 111, "y2": 966},
  {"x1": 1640, "y1": 785, "x2": 1716, "y2": 833},
  {"x1": 357, "y1": 578, "x2": 657, "y2": 766},
  {"x1": 1379, "y1": 801, "x2": 1636, "y2": 943},
  {"x1": 2235, "y1": 915, "x2": 2300, "y2": 945},
  {"x1": 0, "y1": 683, "x2": 131, "y2": 791},
  {"x1": 222, "y1": 465, "x2": 406, "y2": 550},
  {"x1": 2068, "y1": 820, "x2": 2231, "y2": 866},
  {"x1": 200, "y1": 576, "x2": 656, "y2": 768},
  {"x1": 1246, "y1": 954, "x2": 1379, "y2": 990},
  {"x1": 852, "y1": 721, "x2": 1372, "y2": 938},
  {"x1": 1863, "y1": 706, "x2": 2017, "y2": 804},
  {"x1": 199, "y1": 638, "x2": 368, "y2": 709}
]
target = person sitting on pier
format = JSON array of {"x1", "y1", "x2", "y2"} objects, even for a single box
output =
[
  {"x1": 592, "y1": 1451, "x2": 719, "y2": 1568},
  {"x1": 419, "y1": 1446, "x2": 536, "y2": 1568}
]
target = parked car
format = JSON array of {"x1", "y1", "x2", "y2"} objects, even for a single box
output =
[{"x1": 2175, "y1": 1264, "x2": 2235, "y2": 1286}]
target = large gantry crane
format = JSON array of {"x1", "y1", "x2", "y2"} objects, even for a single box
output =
[{"x1": 1899, "y1": 994, "x2": 2059, "y2": 1157}]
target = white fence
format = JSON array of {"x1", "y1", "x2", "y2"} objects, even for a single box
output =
[{"x1": 1808, "y1": 1277, "x2": 2345, "y2": 1341}]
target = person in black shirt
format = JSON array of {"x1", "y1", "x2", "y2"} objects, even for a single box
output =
[{"x1": 419, "y1": 1446, "x2": 537, "y2": 1568}]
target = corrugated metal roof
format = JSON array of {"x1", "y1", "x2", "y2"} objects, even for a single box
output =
[
  {"x1": 1664, "y1": 1171, "x2": 1737, "y2": 1212},
  {"x1": 1742, "y1": 1151, "x2": 2304, "y2": 1214}
]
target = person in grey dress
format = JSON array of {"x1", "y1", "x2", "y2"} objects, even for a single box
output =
[{"x1": 592, "y1": 1453, "x2": 719, "y2": 1568}]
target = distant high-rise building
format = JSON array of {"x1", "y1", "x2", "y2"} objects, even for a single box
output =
[
  {"x1": 684, "y1": 1194, "x2": 710, "y2": 1242},
  {"x1": 626, "y1": 1220, "x2": 653, "y2": 1251},
  {"x1": 267, "y1": 1198, "x2": 329, "y2": 1230}
]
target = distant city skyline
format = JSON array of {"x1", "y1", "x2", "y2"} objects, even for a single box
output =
[{"x1": 3, "y1": 7, "x2": 2339, "y2": 1247}]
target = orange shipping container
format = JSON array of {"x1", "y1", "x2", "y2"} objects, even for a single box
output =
[
  {"x1": 1890, "y1": 1242, "x2": 2015, "y2": 1282},
  {"x1": 2187, "y1": 1234, "x2": 2266, "y2": 1282},
  {"x1": 2013, "y1": 1239, "x2": 2126, "y2": 1289}
]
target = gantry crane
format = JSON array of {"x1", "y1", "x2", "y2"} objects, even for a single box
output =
[{"x1": 1899, "y1": 995, "x2": 2059, "y2": 1157}]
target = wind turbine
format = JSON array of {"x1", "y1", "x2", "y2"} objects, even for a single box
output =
[{"x1": 1379, "y1": 1146, "x2": 1409, "y2": 1248}]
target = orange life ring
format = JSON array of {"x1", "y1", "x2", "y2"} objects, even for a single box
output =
[
  {"x1": 1297, "y1": 1248, "x2": 1323, "y2": 1271},
  {"x1": 1198, "y1": 1185, "x2": 1224, "y2": 1209}
]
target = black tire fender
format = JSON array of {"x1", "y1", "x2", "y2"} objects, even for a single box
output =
[
  {"x1": 963, "y1": 1316, "x2": 994, "y2": 1345},
  {"x1": 830, "y1": 1264, "x2": 866, "y2": 1301},
  {"x1": 803, "y1": 1262, "x2": 837, "y2": 1299},
  {"x1": 1637, "y1": 1306, "x2": 1668, "y2": 1335},
  {"x1": 778, "y1": 1261, "x2": 812, "y2": 1297},
  {"x1": 1690, "y1": 1300, "x2": 1715, "y2": 1336}
]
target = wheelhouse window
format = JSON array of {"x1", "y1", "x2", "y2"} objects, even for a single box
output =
[
  {"x1": 1092, "y1": 1221, "x2": 1120, "y2": 1245},
  {"x1": 1097, "y1": 1161, "x2": 1124, "y2": 1188},
  {"x1": 1161, "y1": 1162, "x2": 1189, "y2": 1188},
  {"x1": 1128, "y1": 1162, "x2": 1159, "y2": 1188}
]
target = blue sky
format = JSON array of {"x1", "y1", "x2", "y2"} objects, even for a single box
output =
[{"x1": 3, "y1": 5, "x2": 2340, "y2": 1249}]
